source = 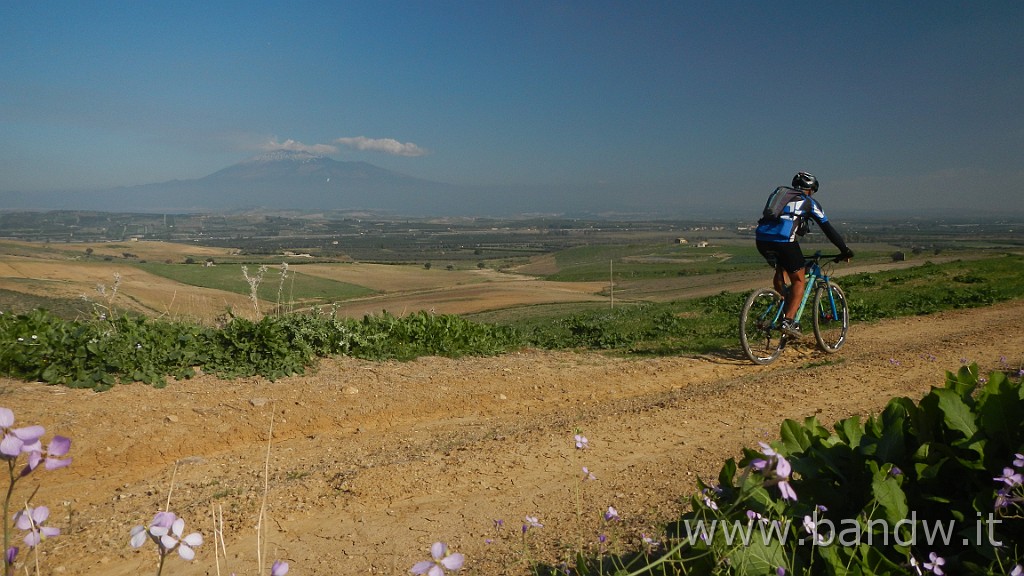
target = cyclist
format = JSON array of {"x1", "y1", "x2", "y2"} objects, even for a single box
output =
[{"x1": 755, "y1": 171, "x2": 854, "y2": 338}]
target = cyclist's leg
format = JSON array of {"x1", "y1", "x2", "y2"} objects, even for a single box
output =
[
  {"x1": 773, "y1": 242, "x2": 805, "y2": 321},
  {"x1": 772, "y1": 265, "x2": 787, "y2": 295},
  {"x1": 756, "y1": 241, "x2": 789, "y2": 295},
  {"x1": 783, "y1": 267, "x2": 806, "y2": 320}
]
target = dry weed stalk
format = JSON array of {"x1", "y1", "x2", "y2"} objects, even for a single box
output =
[{"x1": 241, "y1": 265, "x2": 268, "y2": 318}]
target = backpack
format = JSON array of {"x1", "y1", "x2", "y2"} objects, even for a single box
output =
[{"x1": 758, "y1": 186, "x2": 806, "y2": 224}]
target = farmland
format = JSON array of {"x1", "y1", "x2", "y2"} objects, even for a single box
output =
[
  {"x1": 1, "y1": 210, "x2": 1024, "y2": 575},
  {"x1": 1, "y1": 210, "x2": 1021, "y2": 323}
]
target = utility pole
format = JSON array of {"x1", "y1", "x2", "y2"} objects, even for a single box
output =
[{"x1": 609, "y1": 259, "x2": 614, "y2": 309}]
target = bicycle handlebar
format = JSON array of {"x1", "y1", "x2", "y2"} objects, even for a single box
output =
[{"x1": 805, "y1": 251, "x2": 849, "y2": 265}]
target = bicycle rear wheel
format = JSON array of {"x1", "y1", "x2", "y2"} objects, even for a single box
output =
[
  {"x1": 812, "y1": 282, "x2": 849, "y2": 352},
  {"x1": 740, "y1": 288, "x2": 786, "y2": 365}
]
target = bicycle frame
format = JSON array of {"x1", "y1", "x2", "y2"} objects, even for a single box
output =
[
  {"x1": 739, "y1": 251, "x2": 849, "y2": 364},
  {"x1": 791, "y1": 259, "x2": 838, "y2": 325}
]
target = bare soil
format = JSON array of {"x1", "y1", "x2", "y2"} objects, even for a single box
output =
[{"x1": 3, "y1": 299, "x2": 1022, "y2": 575}]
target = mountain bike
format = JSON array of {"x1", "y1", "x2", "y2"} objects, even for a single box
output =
[{"x1": 739, "y1": 252, "x2": 849, "y2": 365}]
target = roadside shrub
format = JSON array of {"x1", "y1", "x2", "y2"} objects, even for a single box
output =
[
  {"x1": 0, "y1": 308, "x2": 521, "y2": 390},
  {"x1": 570, "y1": 364, "x2": 1024, "y2": 575}
]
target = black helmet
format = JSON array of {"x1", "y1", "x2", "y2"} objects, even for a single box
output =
[{"x1": 792, "y1": 171, "x2": 819, "y2": 192}]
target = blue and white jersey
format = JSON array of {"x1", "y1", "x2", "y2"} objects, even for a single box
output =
[{"x1": 755, "y1": 193, "x2": 830, "y2": 243}]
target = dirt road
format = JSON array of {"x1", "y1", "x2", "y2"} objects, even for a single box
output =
[{"x1": 2, "y1": 299, "x2": 1022, "y2": 575}]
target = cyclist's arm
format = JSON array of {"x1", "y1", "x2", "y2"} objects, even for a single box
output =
[
  {"x1": 807, "y1": 197, "x2": 853, "y2": 257},
  {"x1": 818, "y1": 220, "x2": 850, "y2": 253}
]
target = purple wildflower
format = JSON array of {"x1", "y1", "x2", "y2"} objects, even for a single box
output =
[
  {"x1": 801, "y1": 515, "x2": 824, "y2": 545},
  {"x1": 130, "y1": 511, "x2": 202, "y2": 561},
  {"x1": 995, "y1": 467, "x2": 1022, "y2": 487},
  {"x1": 994, "y1": 486, "x2": 1020, "y2": 511},
  {"x1": 702, "y1": 492, "x2": 719, "y2": 510},
  {"x1": 23, "y1": 435, "x2": 72, "y2": 474},
  {"x1": 271, "y1": 560, "x2": 289, "y2": 576},
  {"x1": 922, "y1": 552, "x2": 945, "y2": 575},
  {"x1": 0, "y1": 408, "x2": 45, "y2": 460},
  {"x1": 574, "y1": 434, "x2": 589, "y2": 450},
  {"x1": 524, "y1": 516, "x2": 543, "y2": 529},
  {"x1": 751, "y1": 443, "x2": 798, "y2": 501},
  {"x1": 604, "y1": 506, "x2": 620, "y2": 522},
  {"x1": 13, "y1": 506, "x2": 59, "y2": 548},
  {"x1": 582, "y1": 466, "x2": 596, "y2": 481},
  {"x1": 410, "y1": 542, "x2": 464, "y2": 576}
]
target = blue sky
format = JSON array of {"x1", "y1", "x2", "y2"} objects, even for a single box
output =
[{"x1": 1, "y1": 1, "x2": 1021, "y2": 217}]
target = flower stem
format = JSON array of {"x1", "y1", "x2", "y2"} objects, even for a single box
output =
[{"x1": 3, "y1": 461, "x2": 17, "y2": 576}]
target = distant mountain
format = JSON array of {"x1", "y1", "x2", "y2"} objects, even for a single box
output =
[
  {"x1": 1, "y1": 152, "x2": 498, "y2": 216},
  {"x1": 0, "y1": 151, "x2": 702, "y2": 218}
]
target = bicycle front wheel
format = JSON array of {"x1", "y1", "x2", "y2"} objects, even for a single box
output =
[
  {"x1": 812, "y1": 282, "x2": 849, "y2": 353},
  {"x1": 740, "y1": 288, "x2": 786, "y2": 365}
]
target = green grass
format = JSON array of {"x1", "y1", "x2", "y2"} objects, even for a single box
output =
[
  {"x1": 472, "y1": 253, "x2": 1024, "y2": 357},
  {"x1": 542, "y1": 243, "x2": 746, "y2": 281},
  {"x1": 4, "y1": 253, "x2": 1024, "y2": 390},
  {"x1": 841, "y1": 254, "x2": 1024, "y2": 320},
  {"x1": 133, "y1": 262, "x2": 375, "y2": 304}
]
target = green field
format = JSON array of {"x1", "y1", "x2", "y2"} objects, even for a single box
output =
[
  {"x1": 471, "y1": 253, "x2": 1024, "y2": 356},
  {"x1": 133, "y1": 262, "x2": 375, "y2": 305},
  {"x1": 540, "y1": 242, "x2": 903, "y2": 282}
]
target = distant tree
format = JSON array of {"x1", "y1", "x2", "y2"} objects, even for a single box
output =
[
  {"x1": 184, "y1": 257, "x2": 196, "y2": 264},
  {"x1": 477, "y1": 262, "x2": 486, "y2": 269},
  {"x1": 424, "y1": 262, "x2": 432, "y2": 270},
  {"x1": 84, "y1": 247, "x2": 94, "y2": 257},
  {"x1": 446, "y1": 264, "x2": 455, "y2": 271}
]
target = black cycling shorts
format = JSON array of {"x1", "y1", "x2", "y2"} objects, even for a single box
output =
[{"x1": 756, "y1": 240, "x2": 804, "y2": 274}]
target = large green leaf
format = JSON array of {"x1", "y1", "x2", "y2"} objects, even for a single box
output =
[
  {"x1": 933, "y1": 388, "x2": 978, "y2": 439},
  {"x1": 978, "y1": 372, "x2": 1024, "y2": 449},
  {"x1": 839, "y1": 415, "x2": 864, "y2": 448},
  {"x1": 780, "y1": 419, "x2": 811, "y2": 453},
  {"x1": 871, "y1": 472, "x2": 909, "y2": 525},
  {"x1": 726, "y1": 533, "x2": 787, "y2": 576}
]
